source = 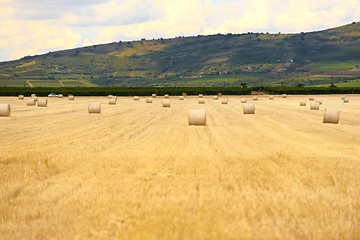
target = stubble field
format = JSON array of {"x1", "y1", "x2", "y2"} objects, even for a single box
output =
[{"x1": 0, "y1": 94, "x2": 359, "y2": 239}]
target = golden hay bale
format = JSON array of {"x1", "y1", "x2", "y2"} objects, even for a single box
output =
[
  {"x1": 198, "y1": 98, "x2": 205, "y2": 104},
  {"x1": 310, "y1": 102, "x2": 320, "y2": 110},
  {"x1": 309, "y1": 96, "x2": 314, "y2": 101},
  {"x1": 243, "y1": 103, "x2": 255, "y2": 114},
  {"x1": 152, "y1": 94, "x2": 156, "y2": 98},
  {"x1": 282, "y1": 94, "x2": 287, "y2": 98},
  {"x1": 19, "y1": 95, "x2": 24, "y2": 100},
  {"x1": 27, "y1": 98, "x2": 36, "y2": 106},
  {"x1": 146, "y1": 98, "x2": 153, "y2": 103},
  {"x1": 343, "y1": 97, "x2": 349, "y2": 103},
  {"x1": 162, "y1": 100, "x2": 170, "y2": 107},
  {"x1": 269, "y1": 96, "x2": 274, "y2": 100},
  {"x1": 241, "y1": 98, "x2": 247, "y2": 103},
  {"x1": 218, "y1": 93, "x2": 222, "y2": 97},
  {"x1": 88, "y1": 103, "x2": 101, "y2": 114},
  {"x1": 199, "y1": 94, "x2": 204, "y2": 98},
  {"x1": 188, "y1": 109, "x2": 206, "y2": 126},
  {"x1": 300, "y1": 101, "x2": 306, "y2": 106},
  {"x1": 108, "y1": 95, "x2": 113, "y2": 99},
  {"x1": 182, "y1": 92, "x2": 187, "y2": 97},
  {"x1": 58, "y1": 94, "x2": 63, "y2": 98},
  {"x1": 323, "y1": 108, "x2": 340, "y2": 124},
  {"x1": 0, "y1": 104, "x2": 10, "y2": 117},
  {"x1": 179, "y1": 96, "x2": 184, "y2": 100},
  {"x1": 37, "y1": 98, "x2": 48, "y2": 107},
  {"x1": 253, "y1": 96, "x2": 258, "y2": 101},
  {"x1": 164, "y1": 94, "x2": 169, "y2": 98},
  {"x1": 221, "y1": 98, "x2": 228, "y2": 104},
  {"x1": 68, "y1": 95, "x2": 74, "y2": 100},
  {"x1": 109, "y1": 97, "x2": 117, "y2": 105},
  {"x1": 31, "y1": 94, "x2": 36, "y2": 98},
  {"x1": 134, "y1": 96, "x2": 140, "y2": 101},
  {"x1": 341, "y1": 95, "x2": 346, "y2": 100},
  {"x1": 213, "y1": 96, "x2": 218, "y2": 100},
  {"x1": 316, "y1": 100, "x2": 322, "y2": 105}
]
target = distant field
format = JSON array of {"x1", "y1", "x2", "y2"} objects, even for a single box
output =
[
  {"x1": 0, "y1": 79, "x2": 27, "y2": 87},
  {"x1": 1, "y1": 95, "x2": 359, "y2": 239},
  {"x1": 29, "y1": 80, "x2": 62, "y2": 87},
  {"x1": 307, "y1": 61, "x2": 359, "y2": 72},
  {"x1": 61, "y1": 80, "x2": 85, "y2": 87},
  {"x1": 310, "y1": 80, "x2": 360, "y2": 87}
]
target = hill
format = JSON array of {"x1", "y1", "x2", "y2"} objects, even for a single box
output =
[{"x1": 1, "y1": 22, "x2": 360, "y2": 87}]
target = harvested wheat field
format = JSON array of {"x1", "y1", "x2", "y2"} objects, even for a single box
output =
[{"x1": 1, "y1": 95, "x2": 360, "y2": 239}]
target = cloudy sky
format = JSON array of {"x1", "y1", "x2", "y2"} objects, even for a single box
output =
[{"x1": 0, "y1": 0, "x2": 359, "y2": 62}]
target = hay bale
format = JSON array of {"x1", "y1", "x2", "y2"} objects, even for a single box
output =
[
  {"x1": 323, "y1": 108, "x2": 340, "y2": 124},
  {"x1": 0, "y1": 104, "x2": 10, "y2": 117},
  {"x1": 253, "y1": 96, "x2": 258, "y2": 101},
  {"x1": 199, "y1": 94, "x2": 204, "y2": 98},
  {"x1": 146, "y1": 98, "x2": 153, "y2": 103},
  {"x1": 179, "y1": 96, "x2": 184, "y2": 100},
  {"x1": 134, "y1": 96, "x2": 140, "y2": 101},
  {"x1": 300, "y1": 101, "x2": 306, "y2": 106},
  {"x1": 164, "y1": 94, "x2": 169, "y2": 98},
  {"x1": 341, "y1": 95, "x2": 346, "y2": 100},
  {"x1": 269, "y1": 96, "x2": 274, "y2": 100},
  {"x1": 68, "y1": 95, "x2": 74, "y2": 100},
  {"x1": 108, "y1": 95, "x2": 113, "y2": 99},
  {"x1": 152, "y1": 94, "x2": 156, "y2": 98},
  {"x1": 316, "y1": 100, "x2": 322, "y2": 105},
  {"x1": 282, "y1": 94, "x2": 287, "y2": 98},
  {"x1": 109, "y1": 97, "x2": 117, "y2": 105},
  {"x1": 163, "y1": 100, "x2": 170, "y2": 107},
  {"x1": 221, "y1": 98, "x2": 228, "y2": 104},
  {"x1": 198, "y1": 98, "x2": 205, "y2": 104},
  {"x1": 188, "y1": 109, "x2": 206, "y2": 126},
  {"x1": 310, "y1": 102, "x2": 320, "y2": 110},
  {"x1": 309, "y1": 96, "x2": 314, "y2": 101},
  {"x1": 19, "y1": 95, "x2": 24, "y2": 100},
  {"x1": 241, "y1": 98, "x2": 247, "y2": 103},
  {"x1": 343, "y1": 97, "x2": 349, "y2": 103},
  {"x1": 27, "y1": 98, "x2": 36, "y2": 106},
  {"x1": 37, "y1": 98, "x2": 48, "y2": 107},
  {"x1": 243, "y1": 103, "x2": 255, "y2": 114},
  {"x1": 213, "y1": 96, "x2": 218, "y2": 100},
  {"x1": 182, "y1": 93, "x2": 187, "y2": 97},
  {"x1": 88, "y1": 103, "x2": 101, "y2": 114},
  {"x1": 58, "y1": 94, "x2": 63, "y2": 98},
  {"x1": 218, "y1": 93, "x2": 222, "y2": 97},
  {"x1": 31, "y1": 94, "x2": 36, "y2": 98}
]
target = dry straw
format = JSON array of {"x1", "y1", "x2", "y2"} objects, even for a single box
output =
[
  {"x1": 179, "y1": 96, "x2": 184, "y2": 100},
  {"x1": 241, "y1": 98, "x2": 247, "y2": 103},
  {"x1": 218, "y1": 93, "x2": 222, "y2": 97},
  {"x1": 163, "y1": 100, "x2": 170, "y2": 107},
  {"x1": 109, "y1": 97, "x2": 117, "y2": 105},
  {"x1": 341, "y1": 95, "x2": 346, "y2": 100},
  {"x1": 37, "y1": 98, "x2": 48, "y2": 107},
  {"x1": 269, "y1": 96, "x2": 274, "y2": 100},
  {"x1": 310, "y1": 102, "x2": 320, "y2": 110},
  {"x1": 309, "y1": 96, "x2": 314, "y2": 101},
  {"x1": 199, "y1": 94, "x2": 204, "y2": 98},
  {"x1": 19, "y1": 95, "x2": 24, "y2": 100},
  {"x1": 152, "y1": 94, "x2": 156, "y2": 98},
  {"x1": 198, "y1": 98, "x2": 205, "y2": 104},
  {"x1": 282, "y1": 94, "x2": 287, "y2": 98},
  {"x1": 58, "y1": 94, "x2": 63, "y2": 98},
  {"x1": 88, "y1": 103, "x2": 101, "y2": 114},
  {"x1": 188, "y1": 109, "x2": 206, "y2": 126},
  {"x1": 343, "y1": 97, "x2": 349, "y2": 103},
  {"x1": 182, "y1": 93, "x2": 187, "y2": 97},
  {"x1": 221, "y1": 98, "x2": 228, "y2": 104},
  {"x1": 31, "y1": 94, "x2": 36, "y2": 98},
  {"x1": 146, "y1": 98, "x2": 153, "y2": 103},
  {"x1": 134, "y1": 96, "x2": 140, "y2": 101},
  {"x1": 253, "y1": 96, "x2": 258, "y2": 101},
  {"x1": 300, "y1": 101, "x2": 306, "y2": 106},
  {"x1": 243, "y1": 103, "x2": 255, "y2": 114},
  {"x1": 108, "y1": 95, "x2": 113, "y2": 99},
  {"x1": 164, "y1": 94, "x2": 169, "y2": 98},
  {"x1": 323, "y1": 108, "x2": 340, "y2": 124},
  {"x1": 316, "y1": 100, "x2": 322, "y2": 105},
  {"x1": 68, "y1": 95, "x2": 74, "y2": 100},
  {"x1": 0, "y1": 104, "x2": 10, "y2": 117},
  {"x1": 213, "y1": 96, "x2": 218, "y2": 100},
  {"x1": 27, "y1": 98, "x2": 36, "y2": 106}
]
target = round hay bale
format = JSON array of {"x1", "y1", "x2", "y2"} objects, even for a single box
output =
[
  {"x1": 19, "y1": 95, "x2": 24, "y2": 100},
  {"x1": 108, "y1": 95, "x2": 113, "y2": 99},
  {"x1": 151, "y1": 94, "x2": 156, "y2": 98},
  {"x1": 269, "y1": 96, "x2": 274, "y2": 100},
  {"x1": 179, "y1": 96, "x2": 184, "y2": 100},
  {"x1": 68, "y1": 95, "x2": 74, "y2": 100},
  {"x1": 218, "y1": 93, "x2": 222, "y2": 97},
  {"x1": 323, "y1": 108, "x2": 340, "y2": 124},
  {"x1": 162, "y1": 100, "x2": 170, "y2": 107},
  {"x1": 310, "y1": 102, "x2": 320, "y2": 110},
  {"x1": 134, "y1": 96, "x2": 140, "y2": 101},
  {"x1": 37, "y1": 98, "x2": 48, "y2": 107},
  {"x1": 241, "y1": 98, "x2": 247, "y2": 103},
  {"x1": 243, "y1": 103, "x2": 255, "y2": 114},
  {"x1": 88, "y1": 103, "x2": 101, "y2": 114},
  {"x1": 164, "y1": 94, "x2": 169, "y2": 98},
  {"x1": 221, "y1": 98, "x2": 228, "y2": 104},
  {"x1": 0, "y1": 104, "x2": 10, "y2": 117},
  {"x1": 343, "y1": 97, "x2": 349, "y2": 103},
  {"x1": 316, "y1": 100, "x2": 322, "y2": 105},
  {"x1": 109, "y1": 97, "x2": 117, "y2": 105},
  {"x1": 188, "y1": 109, "x2": 206, "y2": 126},
  {"x1": 300, "y1": 101, "x2": 306, "y2": 106},
  {"x1": 199, "y1": 94, "x2": 204, "y2": 98},
  {"x1": 31, "y1": 94, "x2": 36, "y2": 98},
  {"x1": 146, "y1": 98, "x2": 153, "y2": 103},
  {"x1": 341, "y1": 95, "x2": 346, "y2": 100},
  {"x1": 27, "y1": 98, "x2": 36, "y2": 106},
  {"x1": 282, "y1": 94, "x2": 287, "y2": 98},
  {"x1": 58, "y1": 94, "x2": 63, "y2": 98},
  {"x1": 253, "y1": 96, "x2": 258, "y2": 101},
  {"x1": 213, "y1": 96, "x2": 218, "y2": 100},
  {"x1": 182, "y1": 92, "x2": 187, "y2": 97},
  {"x1": 198, "y1": 98, "x2": 205, "y2": 104},
  {"x1": 309, "y1": 96, "x2": 314, "y2": 101}
]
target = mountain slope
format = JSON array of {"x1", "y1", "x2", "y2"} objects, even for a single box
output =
[{"x1": 1, "y1": 22, "x2": 360, "y2": 87}]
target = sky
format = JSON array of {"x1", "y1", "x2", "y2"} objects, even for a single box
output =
[{"x1": 0, "y1": 0, "x2": 359, "y2": 62}]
